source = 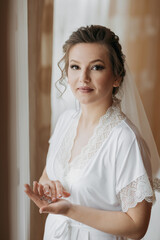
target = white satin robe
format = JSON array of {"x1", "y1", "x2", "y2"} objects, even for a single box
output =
[{"x1": 44, "y1": 101, "x2": 154, "y2": 240}]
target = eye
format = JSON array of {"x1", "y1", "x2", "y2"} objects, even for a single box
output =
[
  {"x1": 91, "y1": 65, "x2": 105, "y2": 71},
  {"x1": 70, "y1": 65, "x2": 80, "y2": 70}
]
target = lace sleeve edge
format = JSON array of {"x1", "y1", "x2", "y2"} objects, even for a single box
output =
[
  {"x1": 121, "y1": 195, "x2": 155, "y2": 212},
  {"x1": 117, "y1": 173, "x2": 156, "y2": 212}
]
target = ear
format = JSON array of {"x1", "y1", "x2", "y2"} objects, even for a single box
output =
[{"x1": 113, "y1": 77, "x2": 122, "y2": 87}]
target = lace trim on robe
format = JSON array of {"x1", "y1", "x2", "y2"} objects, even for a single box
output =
[
  {"x1": 57, "y1": 98, "x2": 126, "y2": 187},
  {"x1": 117, "y1": 173, "x2": 157, "y2": 212},
  {"x1": 69, "y1": 100, "x2": 126, "y2": 170}
]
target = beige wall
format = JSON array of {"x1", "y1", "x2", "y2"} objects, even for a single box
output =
[
  {"x1": 109, "y1": 0, "x2": 160, "y2": 155},
  {"x1": 126, "y1": 0, "x2": 160, "y2": 156}
]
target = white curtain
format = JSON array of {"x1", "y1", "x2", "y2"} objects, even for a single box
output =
[
  {"x1": 51, "y1": 1, "x2": 160, "y2": 239},
  {"x1": 51, "y1": 0, "x2": 112, "y2": 130}
]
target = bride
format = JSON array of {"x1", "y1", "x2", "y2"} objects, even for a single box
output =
[{"x1": 25, "y1": 25, "x2": 160, "y2": 240}]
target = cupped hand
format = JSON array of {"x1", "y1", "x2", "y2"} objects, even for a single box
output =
[{"x1": 24, "y1": 183, "x2": 72, "y2": 215}]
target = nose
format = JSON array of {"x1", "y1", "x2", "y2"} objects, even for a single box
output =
[{"x1": 79, "y1": 68, "x2": 91, "y2": 84}]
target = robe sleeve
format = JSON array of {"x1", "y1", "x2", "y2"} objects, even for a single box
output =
[{"x1": 115, "y1": 126, "x2": 155, "y2": 212}]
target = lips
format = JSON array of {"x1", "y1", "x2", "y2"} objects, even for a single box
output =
[{"x1": 78, "y1": 86, "x2": 94, "y2": 93}]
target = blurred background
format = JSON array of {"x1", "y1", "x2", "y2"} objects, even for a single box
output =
[{"x1": 1, "y1": 0, "x2": 160, "y2": 239}]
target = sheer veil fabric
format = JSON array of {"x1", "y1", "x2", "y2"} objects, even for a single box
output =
[{"x1": 116, "y1": 65, "x2": 160, "y2": 188}]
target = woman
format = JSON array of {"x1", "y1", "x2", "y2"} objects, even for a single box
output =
[{"x1": 25, "y1": 25, "x2": 160, "y2": 240}]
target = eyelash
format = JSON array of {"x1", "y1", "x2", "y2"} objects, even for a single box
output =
[
  {"x1": 92, "y1": 65, "x2": 105, "y2": 70},
  {"x1": 70, "y1": 65, "x2": 79, "y2": 70},
  {"x1": 70, "y1": 64, "x2": 105, "y2": 71}
]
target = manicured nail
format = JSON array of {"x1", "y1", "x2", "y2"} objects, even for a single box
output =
[{"x1": 39, "y1": 209, "x2": 43, "y2": 214}]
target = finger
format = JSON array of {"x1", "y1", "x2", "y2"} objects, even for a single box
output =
[
  {"x1": 62, "y1": 191, "x2": 71, "y2": 197},
  {"x1": 33, "y1": 181, "x2": 39, "y2": 195},
  {"x1": 55, "y1": 180, "x2": 63, "y2": 198},
  {"x1": 24, "y1": 184, "x2": 37, "y2": 199},
  {"x1": 43, "y1": 184, "x2": 51, "y2": 196},
  {"x1": 24, "y1": 184, "x2": 31, "y2": 191},
  {"x1": 62, "y1": 187, "x2": 70, "y2": 197},
  {"x1": 24, "y1": 184, "x2": 42, "y2": 207},
  {"x1": 38, "y1": 183, "x2": 44, "y2": 196},
  {"x1": 49, "y1": 181, "x2": 57, "y2": 201}
]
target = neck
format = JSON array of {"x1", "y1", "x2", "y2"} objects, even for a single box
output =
[{"x1": 79, "y1": 98, "x2": 113, "y2": 128}]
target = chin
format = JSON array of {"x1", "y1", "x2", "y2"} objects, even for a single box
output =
[
  {"x1": 78, "y1": 99, "x2": 91, "y2": 105},
  {"x1": 77, "y1": 97, "x2": 97, "y2": 105}
]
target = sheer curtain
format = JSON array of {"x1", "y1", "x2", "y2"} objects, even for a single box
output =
[
  {"x1": 51, "y1": 0, "x2": 111, "y2": 130},
  {"x1": 51, "y1": 0, "x2": 160, "y2": 239}
]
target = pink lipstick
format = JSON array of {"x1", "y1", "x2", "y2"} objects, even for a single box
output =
[{"x1": 78, "y1": 86, "x2": 94, "y2": 93}]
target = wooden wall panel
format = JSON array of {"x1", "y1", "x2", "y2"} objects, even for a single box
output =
[{"x1": 28, "y1": 0, "x2": 53, "y2": 239}]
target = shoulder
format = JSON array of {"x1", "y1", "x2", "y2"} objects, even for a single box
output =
[
  {"x1": 114, "y1": 117, "x2": 151, "y2": 173},
  {"x1": 112, "y1": 117, "x2": 150, "y2": 158},
  {"x1": 113, "y1": 117, "x2": 141, "y2": 146}
]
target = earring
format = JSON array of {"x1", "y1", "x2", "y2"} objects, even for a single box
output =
[
  {"x1": 113, "y1": 78, "x2": 120, "y2": 87},
  {"x1": 113, "y1": 82, "x2": 119, "y2": 87}
]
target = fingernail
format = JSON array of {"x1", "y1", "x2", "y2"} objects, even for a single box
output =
[{"x1": 58, "y1": 194, "x2": 62, "y2": 198}]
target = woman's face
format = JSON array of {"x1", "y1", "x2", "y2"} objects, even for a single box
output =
[{"x1": 67, "y1": 43, "x2": 119, "y2": 106}]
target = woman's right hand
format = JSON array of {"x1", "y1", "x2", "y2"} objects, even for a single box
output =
[{"x1": 35, "y1": 180, "x2": 71, "y2": 202}]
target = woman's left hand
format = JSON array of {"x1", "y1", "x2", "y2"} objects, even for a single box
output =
[{"x1": 24, "y1": 183, "x2": 72, "y2": 215}]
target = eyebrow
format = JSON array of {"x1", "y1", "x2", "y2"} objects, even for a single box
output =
[{"x1": 70, "y1": 59, "x2": 105, "y2": 64}]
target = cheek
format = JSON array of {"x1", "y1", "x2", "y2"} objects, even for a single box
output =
[
  {"x1": 67, "y1": 76, "x2": 75, "y2": 88},
  {"x1": 96, "y1": 76, "x2": 114, "y2": 91},
  {"x1": 68, "y1": 71, "x2": 79, "y2": 85},
  {"x1": 95, "y1": 77, "x2": 109, "y2": 86},
  {"x1": 68, "y1": 75, "x2": 73, "y2": 84}
]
